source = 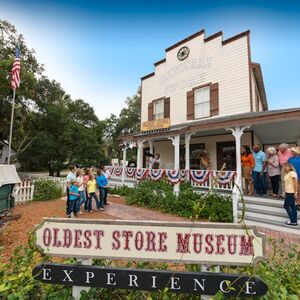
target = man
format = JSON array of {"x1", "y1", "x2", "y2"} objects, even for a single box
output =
[
  {"x1": 252, "y1": 145, "x2": 267, "y2": 196},
  {"x1": 288, "y1": 147, "x2": 300, "y2": 210},
  {"x1": 278, "y1": 143, "x2": 292, "y2": 198},
  {"x1": 66, "y1": 165, "x2": 77, "y2": 215}
]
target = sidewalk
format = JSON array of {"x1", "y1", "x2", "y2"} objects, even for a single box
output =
[{"x1": 105, "y1": 197, "x2": 300, "y2": 250}]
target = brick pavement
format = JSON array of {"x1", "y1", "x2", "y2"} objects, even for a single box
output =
[{"x1": 104, "y1": 199, "x2": 300, "y2": 250}]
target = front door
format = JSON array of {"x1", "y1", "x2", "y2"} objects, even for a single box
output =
[{"x1": 216, "y1": 141, "x2": 236, "y2": 170}]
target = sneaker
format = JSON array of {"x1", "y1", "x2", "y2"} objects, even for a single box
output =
[
  {"x1": 99, "y1": 207, "x2": 104, "y2": 211},
  {"x1": 296, "y1": 205, "x2": 300, "y2": 211},
  {"x1": 79, "y1": 211, "x2": 83, "y2": 214},
  {"x1": 88, "y1": 210, "x2": 93, "y2": 213},
  {"x1": 283, "y1": 221, "x2": 298, "y2": 226},
  {"x1": 105, "y1": 202, "x2": 110, "y2": 205},
  {"x1": 66, "y1": 214, "x2": 71, "y2": 218}
]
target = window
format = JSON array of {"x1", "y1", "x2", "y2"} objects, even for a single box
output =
[
  {"x1": 194, "y1": 86, "x2": 210, "y2": 119},
  {"x1": 0, "y1": 145, "x2": 3, "y2": 159},
  {"x1": 153, "y1": 100, "x2": 164, "y2": 120}
]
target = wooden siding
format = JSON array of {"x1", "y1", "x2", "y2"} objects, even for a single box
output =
[{"x1": 141, "y1": 34, "x2": 251, "y2": 126}]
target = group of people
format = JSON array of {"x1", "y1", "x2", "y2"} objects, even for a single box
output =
[
  {"x1": 241, "y1": 143, "x2": 300, "y2": 226},
  {"x1": 66, "y1": 165, "x2": 110, "y2": 217}
]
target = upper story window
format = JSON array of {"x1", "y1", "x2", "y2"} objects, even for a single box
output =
[
  {"x1": 194, "y1": 86, "x2": 210, "y2": 119},
  {"x1": 154, "y1": 99, "x2": 164, "y2": 120}
]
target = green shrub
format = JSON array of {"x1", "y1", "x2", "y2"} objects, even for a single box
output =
[
  {"x1": 33, "y1": 180, "x2": 62, "y2": 201},
  {"x1": 108, "y1": 184, "x2": 132, "y2": 197},
  {"x1": 124, "y1": 180, "x2": 233, "y2": 223}
]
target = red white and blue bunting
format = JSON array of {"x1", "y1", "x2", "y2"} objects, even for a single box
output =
[
  {"x1": 114, "y1": 167, "x2": 123, "y2": 177},
  {"x1": 149, "y1": 169, "x2": 165, "y2": 181},
  {"x1": 190, "y1": 170, "x2": 210, "y2": 184},
  {"x1": 136, "y1": 168, "x2": 148, "y2": 180},
  {"x1": 107, "y1": 166, "x2": 114, "y2": 176},
  {"x1": 212, "y1": 170, "x2": 236, "y2": 186},
  {"x1": 166, "y1": 169, "x2": 180, "y2": 184},
  {"x1": 180, "y1": 169, "x2": 187, "y2": 182},
  {"x1": 125, "y1": 167, "x2": 136, "y2": 178}
]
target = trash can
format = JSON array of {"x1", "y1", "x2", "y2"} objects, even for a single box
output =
[{"x1": 0, "y1": 165, "x2": 21, "y2": 216}]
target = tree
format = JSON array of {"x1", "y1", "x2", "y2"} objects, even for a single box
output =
[
  {"x1": 0, "y1": 20, "x2": 42, "y2": 156},
  {"x1": 19, "y1": 77, "x2": 107, "y2": 175},
  {"x1": 103, "y1": 87, "x2": 141, "y2": 162}
]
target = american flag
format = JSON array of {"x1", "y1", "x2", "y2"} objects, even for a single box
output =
[{"x1": 11, "y1": 48, "x2": 21, "y2": 90}]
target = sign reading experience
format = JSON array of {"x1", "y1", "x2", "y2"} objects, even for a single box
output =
[{"x1": 36, "y1": 219, "x2": 265, "y2": 265}]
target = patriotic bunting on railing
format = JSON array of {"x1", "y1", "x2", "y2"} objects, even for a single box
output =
[
  {"x1": 114, "y1": 167, "x2": 123, "y2": 177},
  {"x1": 189, "y1": 170, "x2": 210, "y2": 184},
  {"x1": 166, "y1": 169, "x2": 180, "y2": 184},
  {"x1": 107, "y1": 166, "x2": 114, "y2": 175},
  {"x1": 125, "y1": 167, "x2": 136, "y2": 178},
  {"x1": 212, "y1": 170, "x2": 236, "y2": 186},
  {"x1": 136, "y1": 168, "x2": 148, "y2": 180},
  {"x1": 149, "y1": 169, "x2": 164, "y2": 181},
  {"x1": 180, "y1": 169, "x2": 187, "y2": 182}
]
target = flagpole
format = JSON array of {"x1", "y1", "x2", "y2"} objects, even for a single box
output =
[{"x1": 7, "y1": 88, "x2": 16, "y2": 165}]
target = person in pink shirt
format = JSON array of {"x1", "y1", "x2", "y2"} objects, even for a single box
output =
[{"x1": 277, "y1": 143, "x2": 292, "y2": 198}]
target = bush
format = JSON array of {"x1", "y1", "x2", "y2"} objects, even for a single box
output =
[
  {"x1": 33, "y1": 180, "x2": 62, "y2": 201},
  {"x1": 108, "y1": 185, "x2": 132, "y2": 197},
  {"x1": 124, "y1": 180, "x2": 233, "y2": 223}
]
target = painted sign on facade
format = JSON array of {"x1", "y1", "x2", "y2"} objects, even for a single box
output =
[
  {"x1": 36, "y1": 219, "x2": 265, "y2": 265},
  {"x1": 142, "y1": 118, "x2": 170, "y2": 132}
]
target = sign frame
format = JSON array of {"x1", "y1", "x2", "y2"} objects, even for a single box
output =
[{"x1": 35, "y1": 218, "x2": 265, "y2": 266}]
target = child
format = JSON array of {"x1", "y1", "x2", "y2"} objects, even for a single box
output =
[
  {"x1": 96, "y1": 168, "x2": 107, "y2": 210},
  {"x1": 283, "y1": 163, "x2": 298, "y2": 226},
  {"x1": 86, "y1": 173, "x2": 100, "y2": 212},
  {"x1": 68, "y1": 179, "x2": 79, "y2": 218},
  {"x1": 76, "y1": 169, "x2": 87, "y2": 213}
]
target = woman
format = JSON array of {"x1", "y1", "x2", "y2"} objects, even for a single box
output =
[
  {"x1": 198, "y1": 150, "x2": 210, "y2": 170},
  {"x1": 241, "y1": 146, "x2": 255, "y2": 195},
  {"x1": 283, "y1": 163, "x2": 298, "y2": 226},
  {"x1": 266, "y1": 147, "x2": 280, "y2": 198},
  {"x1": 76, "y1": 169, "x2": 87, "y2": 213}
]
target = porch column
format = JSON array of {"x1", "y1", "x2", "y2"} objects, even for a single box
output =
[
  {"x1": 168, "y1": 134, "x2": 180, "y2": 194},
  {"x1": 227, "y1": 126, "x2": 249, "y2": 223},
  {"x1": 185, "y1": 132, "x2": 193, "y2": 171},
  {"x1": 148, "y1": 139, "x2": 154, "y2": 156},
  {"x1": 121, "y1": 141, "x2": 127, "y2": 182},
  {"x1": 136, "y1": 140, "x2": 145, "y2": 169}
]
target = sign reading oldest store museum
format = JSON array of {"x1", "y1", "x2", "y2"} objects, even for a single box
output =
[
  {"x1": 32, "y1": 263, "x2": 268, "y2": 296},
  {"x1": 36, "y1": 219, "x2": 265, "y2": 265}
]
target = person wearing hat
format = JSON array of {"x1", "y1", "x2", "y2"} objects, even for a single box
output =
[{"x1": 288, "y1": 147, "x2": 300, "y2": 210}]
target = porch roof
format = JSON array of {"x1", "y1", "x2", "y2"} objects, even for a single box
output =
[{"x1": 120, "y1": 107, "x2": 300, "y2": 142}]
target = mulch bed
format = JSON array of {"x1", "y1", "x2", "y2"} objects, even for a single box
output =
[{"x1": 0, "y1": 197, "x2": 119, "y2": 263}]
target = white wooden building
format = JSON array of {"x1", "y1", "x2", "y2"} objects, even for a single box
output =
[{"x1": 120, "y1": 29, "x2": 300, "y2": 175}]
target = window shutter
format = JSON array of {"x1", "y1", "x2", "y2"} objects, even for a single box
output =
[
  {"x1": 186, "y1": 90, "x2": 195, "y2": 120},
  {"x1": 164, "y1": 97, "x2": 170, "y2": 118},
  {"x1": 210, "y1": 83, "x2": 219, "y2": 116},
  {"x1": 148, "y1": 102, "x2": 153, "y2": 121}
]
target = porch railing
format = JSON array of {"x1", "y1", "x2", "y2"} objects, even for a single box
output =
[{"x1": 107, "y1": 167, "x2": 236, "y2": 192}]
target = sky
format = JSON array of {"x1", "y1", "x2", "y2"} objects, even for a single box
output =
[{"x1": 1, "y1": 0, "x2": 300, "y2": 120}]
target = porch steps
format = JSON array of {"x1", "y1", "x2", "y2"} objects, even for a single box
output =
[{"x1": 238, "y1": 196, "x2": 300, "y2": 235}]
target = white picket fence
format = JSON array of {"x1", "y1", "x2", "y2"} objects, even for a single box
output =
[{"x1": 13, "y1": 177, "x2": 67, "y2": 205}]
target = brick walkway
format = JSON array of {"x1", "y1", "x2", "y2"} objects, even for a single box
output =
[{"x1": 105, "y1": 199, "x2": 300, "y2": 250}]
